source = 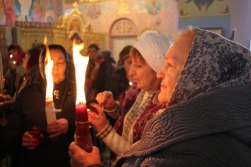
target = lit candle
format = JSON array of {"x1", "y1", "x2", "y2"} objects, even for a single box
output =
[
  {"x1": 44, "y1": 36, "x2": 56, "y2": 125},
  {"x1": 73, "y1": 40, "x2": 93, "y2": 152}
]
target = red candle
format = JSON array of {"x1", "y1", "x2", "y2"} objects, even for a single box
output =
[
  {"x1": 29, "y1": 126, "x2": 41, "y2": 146},
  {"x1": 75, "y1": 103, "x2": 93, "y2": 152}
]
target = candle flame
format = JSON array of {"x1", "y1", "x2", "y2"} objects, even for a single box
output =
[
  {"x1": 73, "y1": 40, "x2": 89, "y2": 104},
  {"x1": 44, "y1": 36, "x2": 54, "y2": 100}
]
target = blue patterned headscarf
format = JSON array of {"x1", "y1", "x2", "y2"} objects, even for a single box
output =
[{"x1": 169, "y1": 28, "x2": 251, "y2": 106}]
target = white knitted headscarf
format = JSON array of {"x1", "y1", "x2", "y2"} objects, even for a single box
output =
[{"x1": 133, "y1": 33, "x2": 172, "y2": 73}]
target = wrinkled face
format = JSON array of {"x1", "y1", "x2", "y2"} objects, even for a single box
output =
[
  {"x1": 156, "y1": 42, "x2": 190, "y2": 104},
  {"x1": 88, "y1": 47, "x2": 98, "y2": 60},
  {"x1": 50, "y1": 49, "x2": 67, "y2": 84},
  {"x1": 129, "y1": 58, "x2": 158, "y2": 91},
  {"x1": 22, "y1": 53, "x2": 30, "y2": 69}
]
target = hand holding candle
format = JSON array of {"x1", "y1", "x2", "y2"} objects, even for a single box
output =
[
  {"x1": 28, "y1": 126, "x2": 41, "y2": 146},
  {"x1": 22, "y1": 127, "x2": 42, "y2": 150}
]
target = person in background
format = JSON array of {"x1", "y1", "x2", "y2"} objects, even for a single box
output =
[
  {"x1": 69, "y1": 27, "x2": 251, "y2": 167},
  {"x1": 4, "y1": 44, "x2": 26, "y2": 97},
  {"x1": 105, "y1": 45, "x2": 133, "y2": 100},
  {"x1": 66, "y1": 52, "x2": 76, "y2": 83},
  {"x1": 1, "y1": 44, "x2": 75, "y2": 167},
  {"x1": 102, "y1": 50, "x2": 115, "y2": 78},
  {"x1": 13, "y1": 48, "x2": 43, "y2": 98},
  {"x1": 104, "y1": 45, "x2": 133, "y2": 127},
  {"x1": 0, "y1": 48, "x2": 42, "y2": 101},
  {"x1": 86, "y1": 33, "x2": 172, "y2": 161},
  {"x1": 85, "y1": 44, "x2": 107, "y2": 99},
  {"x1": 0, "y1": 48, "x2": 42, "y2": 163}
]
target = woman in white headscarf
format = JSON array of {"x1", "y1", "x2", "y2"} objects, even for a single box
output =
[{"x1": 87, "y1": 33, "x2": 172, "y2": 159}]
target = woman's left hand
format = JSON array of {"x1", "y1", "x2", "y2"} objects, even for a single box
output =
[
  {"x1": 69, "y1": 142, "x2": 101, "y2": 167},
  {"x1": 88, "y1": 103, "x2": 108, "y2": 133},
  {"x1": 47, "y1": 118, "x2": 68, "y2": 138}
]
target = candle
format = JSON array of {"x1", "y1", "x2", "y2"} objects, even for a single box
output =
[
  {"x1": 72, "y1": 40, "x2": 93, "y2": 152},
  {"x1": 45, "y1": 98, "x2": 56, "y2": 125},
  {"x1": 29, "y1": 126, "x2": 41, "y2": 146},
  {"x1": 75, "y1": 103, "x2": 87, "y2": 123},
  {"x1": 75, "y1": 103, "x2": 92, "y2": 152},
  {"x1": 43, "y1": 36, "x2": 56, "y2": 125}
]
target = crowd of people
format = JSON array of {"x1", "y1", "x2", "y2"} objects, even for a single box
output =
[{"x1": 1, "y1": 26, "x2": 251, "y2": 167}]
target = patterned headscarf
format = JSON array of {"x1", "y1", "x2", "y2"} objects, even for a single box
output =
[{"x1": 169, "y1": 28, "x2": 251, "y2": 106}]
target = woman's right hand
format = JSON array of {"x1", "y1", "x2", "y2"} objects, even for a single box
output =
[
  {"x1": 88, "y1": 103, "x2": 108, "y2": 133},
  {"x1": 22, "y1": 131, "x2": 34, "y2": 150},
  {"x1": 95, "y1": 91, "x2": 116, "y2": 111}
]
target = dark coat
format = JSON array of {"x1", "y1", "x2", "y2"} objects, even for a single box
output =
[
  {"x1": 86, "y1": 59, "x2": 107, "y2": 99},
  {"x1": 2, "y1": 78, "x2": 76, "y2": 167},
  {"x1": 91, "y1": 61, "x2": 107, "y2": 93},
  {"x1": 105, "y1": 67, "x2": 129, "y2": 100},
  {"x1": 14, "y1": 64, "x2": 43, "y2": 99},
  {"x1": 113, "y1": 85, "x2": 251, "y2": 167}
]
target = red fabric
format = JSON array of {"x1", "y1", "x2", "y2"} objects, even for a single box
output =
[{"x1": 114, "y1": 83, "x2": 166, "y2": 142}]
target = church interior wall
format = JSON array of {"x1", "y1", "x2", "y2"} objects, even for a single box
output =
[{"x1": 0, "y1": 0, "x2": 250, "y2": 72}]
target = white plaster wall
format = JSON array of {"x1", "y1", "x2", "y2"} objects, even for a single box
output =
[
  {"x1": 230, "y1": 0, "x2": 251, "y2": 48},
  {"x1": 62, "y1": 0, "x2": 178, "y2": 49}
]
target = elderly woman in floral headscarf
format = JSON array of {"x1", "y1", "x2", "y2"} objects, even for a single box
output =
[{"x1": 69, "y1": 27, "x2": 251, "y2": 167}]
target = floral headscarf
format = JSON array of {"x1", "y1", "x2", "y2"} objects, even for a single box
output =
[{"x1": 169, "y1": 28, "x2": 251, "y2": 106}]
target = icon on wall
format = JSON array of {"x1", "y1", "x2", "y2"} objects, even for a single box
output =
[
  {"x1": 29, "y1": 0, "x2": 45, "y2": 22},
  {"x1": 87, "y1": 4, "x2": 101, "y2": 19},
  {"x1": 3, "y1": 0, "x2": 16, "y2": 26},
  {"x1": 179, "y1": 0, "x2": 231, "y2": 18},
  {"x1": 146, "y1": 0, "x2": 161, "y2": 15}
]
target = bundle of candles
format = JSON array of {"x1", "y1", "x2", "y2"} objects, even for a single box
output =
[
  {"x1": 73, "y1": 40, "x2": 93, "y2": 152},
  {"x1": 75, "y1": 103, "x2": 93, "y2": 152}
]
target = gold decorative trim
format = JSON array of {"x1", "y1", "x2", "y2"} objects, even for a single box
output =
[{"x1": 137, "y1": 23, "x2": 158, "y2": 40}]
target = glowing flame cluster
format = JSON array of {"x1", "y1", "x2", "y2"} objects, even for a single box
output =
[
  {"x1": 44, "y1": 36, "x2": 54, "y2": 100},
  {"x1": 72, "y1": 40, "x2": 89, "y2": 104}
]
